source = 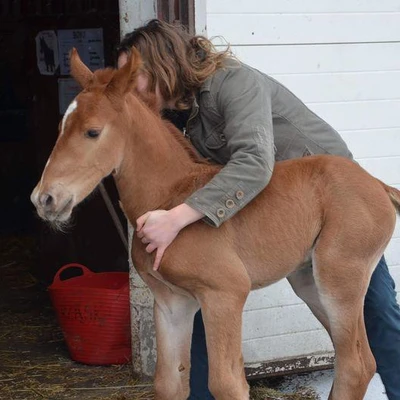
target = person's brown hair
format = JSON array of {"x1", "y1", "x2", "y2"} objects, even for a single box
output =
[{"x1": 116, "y1": 19, "x2": 233, "y2": 109}]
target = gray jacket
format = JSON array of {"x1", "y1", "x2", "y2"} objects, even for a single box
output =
[{"x1": 184, "y1": 60, "x2": 353, "y2": 227}]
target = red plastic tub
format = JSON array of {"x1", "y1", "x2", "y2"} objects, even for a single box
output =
[{"x1": 48, "y1": 263, "x2": 132, "y2": 365}]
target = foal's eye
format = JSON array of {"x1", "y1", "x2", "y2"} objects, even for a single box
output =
[{"x1": 85, "y1": 129, "x2": 100, "y2": 139}]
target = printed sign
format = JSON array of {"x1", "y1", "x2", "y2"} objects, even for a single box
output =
[
  {"x1": 35, "y1": 30, "x2": 59, "y2": 76},
  {"x1": 58, "y1": 28, "x2": 104, "y2": 75}
]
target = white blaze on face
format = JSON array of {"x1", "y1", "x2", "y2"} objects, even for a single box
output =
[
  {"x1": 60, "y1": 99, "x2": 78, "y2": 136},
  {"x1": 35, "y1": 99, "x2": 78, "y2": 197}
]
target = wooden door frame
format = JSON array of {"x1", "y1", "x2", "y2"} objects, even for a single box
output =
[{"x1": 119, "y1": 0, "x2": 206, "y2": 36}]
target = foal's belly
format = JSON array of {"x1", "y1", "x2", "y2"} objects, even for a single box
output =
[{"x1": 242, "y1": 246, "x2": 314, "y2": 291}]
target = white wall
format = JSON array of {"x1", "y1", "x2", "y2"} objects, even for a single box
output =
[{"x1": 205, "y1": 0, "x2": 400, "y2": 365}]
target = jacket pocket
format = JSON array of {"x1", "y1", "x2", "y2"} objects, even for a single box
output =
[{"x1": 205, "y1": 124, "x2": 227, "y2": 149}]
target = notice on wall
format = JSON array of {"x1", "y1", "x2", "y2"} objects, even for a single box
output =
[
  {"x1": 58, "y1": 28, "x2": 104, "y2": 75},
  {"x1": 58, "y1": 78, "x2": 81, "y2": 115},
  {"x1": 35, "y1": 30, "x2": 60, "y2": 76}
]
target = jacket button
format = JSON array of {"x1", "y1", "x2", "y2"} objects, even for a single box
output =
[
  {"x1": 217, "y1": 208, "x2": 225, "y2": 218},
  {"x1": 225, "y1": 199, "x2": 235, "y2": 209},
  {"x1": 236, "y1": 190, "x2": 244, "y2": 200}
]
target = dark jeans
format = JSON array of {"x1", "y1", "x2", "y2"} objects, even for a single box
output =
[
  {"x1": 188, "y1": 256, "x2": 400, "y2": 400},
  {"x1": 364, "y1": 256, "x2": 400, "y2": 400}
]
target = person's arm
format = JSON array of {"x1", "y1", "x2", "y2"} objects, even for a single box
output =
[{"x1": 185, "y1": 64, "x2": 275, "y2": 227}]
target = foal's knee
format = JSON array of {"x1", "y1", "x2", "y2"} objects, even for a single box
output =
[
  {"x1": 209, "y1": 372, "x2": 249, "y2": 400},
  {"x1": 154, "y1": 375, "x2": 190, "y2": 400}
]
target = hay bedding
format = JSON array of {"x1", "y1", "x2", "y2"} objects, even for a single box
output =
[
  {"x1": 0, "y1": 236, "x2": 319, "y2": 399},
  {"x1": 0, "y1": 235, "x2": 154, "y2": 400},
  {"x1": 250, "y1": 385, "x2": 320, "y2": 400}
]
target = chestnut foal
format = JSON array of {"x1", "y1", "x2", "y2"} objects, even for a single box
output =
[{"x1": 31, "y1": 50, "x2": 400, "y2": 400}]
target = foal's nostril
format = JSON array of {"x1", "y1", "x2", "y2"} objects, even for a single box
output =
[{"x1": 40, "y1": 193, "x2": 54, "y2": 209}]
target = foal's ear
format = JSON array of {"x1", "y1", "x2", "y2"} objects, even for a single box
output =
[
  {"x1": 106, "y1": 48, "x2": 142, "y2": 98},
  {"x1": 70, "y1": 48, "x2": 93, "y2": 89}
]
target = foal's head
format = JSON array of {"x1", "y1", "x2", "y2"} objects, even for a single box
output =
[{"x1": 31, "y1": 49, "x2": 142, "y2": 228}]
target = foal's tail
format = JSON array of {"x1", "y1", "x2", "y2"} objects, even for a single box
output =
[{"x1": 380, "y1": 181, "x2": 400, "y2": 214}]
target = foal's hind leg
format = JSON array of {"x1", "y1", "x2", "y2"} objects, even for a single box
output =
[
  {"x1": 287, "y1": 267, "x2": 331, "y2": 336},
  {"x1": 312, "y1": 252, "x2": 378, "y2": 400}
]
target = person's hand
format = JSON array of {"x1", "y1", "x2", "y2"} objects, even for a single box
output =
[
  {"x1": 136, "y1": 209, "x2": 181, "y2": 270},
  {"x1": 136, "y1": 204, "x2": 204, "y2": 270}
]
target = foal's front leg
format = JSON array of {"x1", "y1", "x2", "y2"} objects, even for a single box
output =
[
  {"x1": 144, "y1": 274, "x2": 199, "y2": 400},
  {"x1": 199, "y1": 288, "x2": 250, "y2": 400}
]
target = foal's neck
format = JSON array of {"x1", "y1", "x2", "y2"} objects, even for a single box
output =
[{"x1": 114, "y1": 95, "x2": 217, "y2": 223}]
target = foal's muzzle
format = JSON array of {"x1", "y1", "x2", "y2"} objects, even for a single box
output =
[{"x1": 31, "y1": 185, "x2": 74, "y2": 224}]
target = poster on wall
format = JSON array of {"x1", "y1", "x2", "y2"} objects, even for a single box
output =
[
  {"x1": 58, "y1": 28, "x2": 104, "y2": 75},
  {"x1": 35, "y1": 30, "x2": 60, "y2": 76},
  {"x1": 58, "y1": 78, "x2": 81, "y2": 115}
]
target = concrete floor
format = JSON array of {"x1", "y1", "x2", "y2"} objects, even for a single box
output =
[{"x1": 276, "y1": 370, "x2": 387, "y2": 399}]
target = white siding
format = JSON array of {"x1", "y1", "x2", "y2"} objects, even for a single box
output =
[
  {"x1": 268, "y1": 72, "x2": 400, "y2": 103},
  {"x1": 208, "y1": 0, "x2": 400, "y2": 14},
  {"x1": 232, "y1": 43, "x2": 400, "y2": 74},
  {"x1": 206, "y1": 0, "x2": 400, "y2": 365},
  {"x1": 209, "y1": 13, "x2": 400, "y2": 45}
]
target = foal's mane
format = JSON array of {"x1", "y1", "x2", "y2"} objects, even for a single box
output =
[{"x1": 161, "y1": 118, "x2": 211, "y2": 165}]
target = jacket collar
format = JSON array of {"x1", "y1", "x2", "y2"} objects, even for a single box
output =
[
  {"x1": 187, "y1": 75, "x2": 212, "y2": 119},
  {"x1": 188, "y1": 96, "x2": 199, "y2": 120}
]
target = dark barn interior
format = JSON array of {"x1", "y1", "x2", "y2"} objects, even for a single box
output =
[{"x1": 0, "y1": 0, "x2": 128, "y2": 283}]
